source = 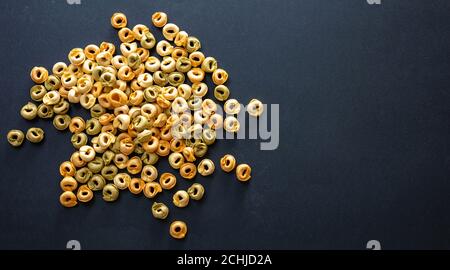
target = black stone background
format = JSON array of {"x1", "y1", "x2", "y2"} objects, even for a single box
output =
[{"x1": 0, "y1": 0, "x2": 450, "y2": 249}]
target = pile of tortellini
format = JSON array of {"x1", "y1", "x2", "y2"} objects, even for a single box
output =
[{"x1": 7, "y1": 11, "x2": 263, "y2": 239}]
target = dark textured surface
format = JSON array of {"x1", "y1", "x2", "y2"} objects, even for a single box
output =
[{"x1": 0, "y1": 0, "x2": 450, "y2": 250}]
